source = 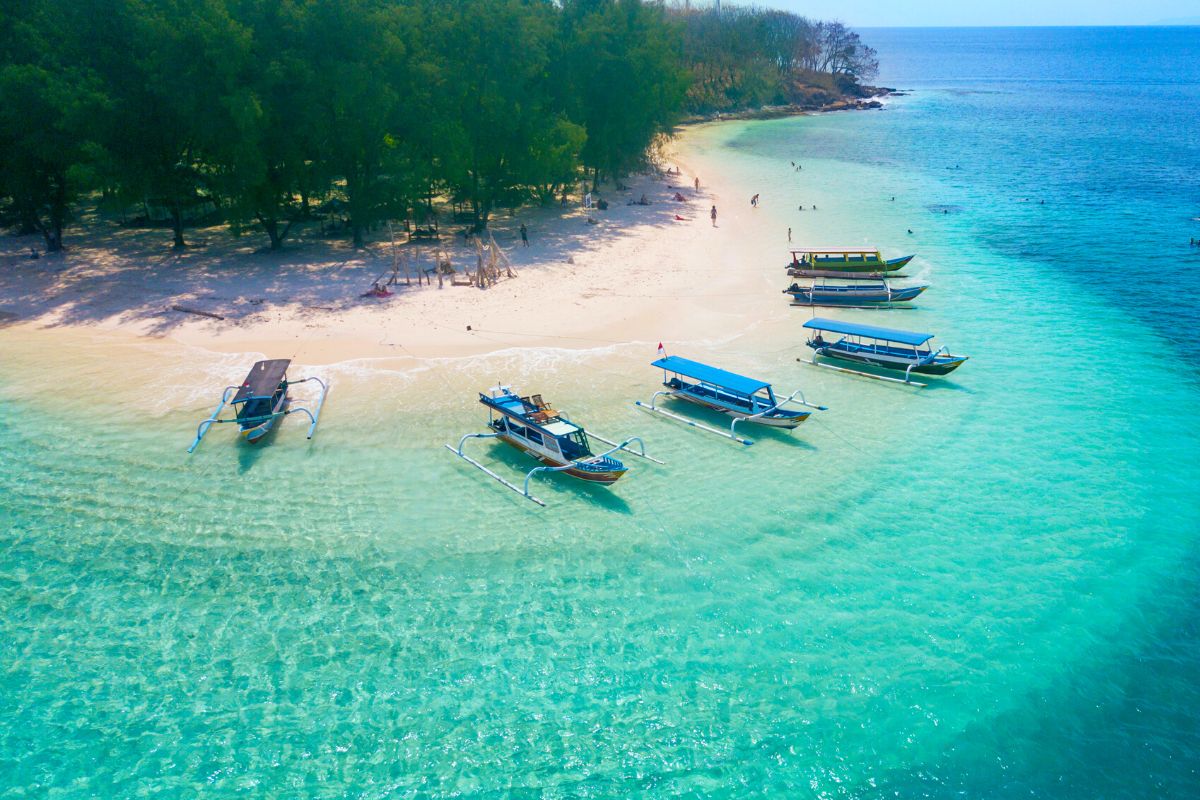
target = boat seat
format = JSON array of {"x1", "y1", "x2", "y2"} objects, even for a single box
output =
[{"x1": 531, "y1": 394, "x2": 546, "y2": 409}]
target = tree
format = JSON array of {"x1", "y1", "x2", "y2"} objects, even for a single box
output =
[
  {"x1": 561, "y1": 0, "x2": 688, "y2": 186},
  {"x1": 0, "y1": 0, "x2": 106, "y2": 251},
  {"x1": 217, "y1": 0, "x2": 318, "y2": 250},
  {"x1": 301, "y1": 0, "x2": 429, "y2": 248},
  {"x1": 430, "y1": 0, "x2": 580, "y2": 230},
  {"x1": 816, "y1": 22, "x2": 879, "y2": 84},
  {"x1": 88, "y1": 0, "x2": 250, "y2": 249}
]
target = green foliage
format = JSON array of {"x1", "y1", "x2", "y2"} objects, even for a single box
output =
[
  {"x1": 0, "y1": 0, "x2": 106, "y2": 250},
  {"x1": 674, "y1": 5, "x2": 879, "y2": 114},
  {"x1": 560, "y1": 0, "x2": 688, "y2": 185},
  {"x1": 0, "y1": 0, "x2": 875, "y2": 251}
]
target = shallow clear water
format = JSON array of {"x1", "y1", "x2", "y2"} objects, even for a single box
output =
[{"x1": 3, "y1": 27, "x2": 1200, "y2": 797}]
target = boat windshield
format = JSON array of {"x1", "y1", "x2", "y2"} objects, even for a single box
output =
[
  {"x1": 559, "y1": 430, "x2": 593, "y2": 459},
  {"x1": 239, "y1": 395, "x2": 275, "y2": 421}
]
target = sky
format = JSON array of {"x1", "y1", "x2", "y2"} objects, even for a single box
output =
[{"x1": 762, "y1": 0, "x2": 1200, "y2": 27}]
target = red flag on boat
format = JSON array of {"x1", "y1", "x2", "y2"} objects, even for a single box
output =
[{"x1": 657, "y1": 342, "x2": 666, "y2": 356}]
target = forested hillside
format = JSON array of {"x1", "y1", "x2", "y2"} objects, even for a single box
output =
[
  {"x1": 0, "y1": 0, "x2": 876, "y2": 252},
  {"x1": 675, "y1": 5, "x2": 879, "y2": 113}
]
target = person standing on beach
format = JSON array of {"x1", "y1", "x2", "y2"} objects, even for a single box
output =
[
  {"x1": 710, "y1": 206, "x2": 717, "y2": 227},
  {"x1": 788, "y1": 227, "x2": 792, "y2": 242},
  {"x1": 694, "y1": 177, "x2": 700, "y2": 192},
  {"x1": 751, "y1": 194, "x2": 759, "y2": 208},
  {"x1": 519, "y1": 223, "x2": 528, "y2": 246}
]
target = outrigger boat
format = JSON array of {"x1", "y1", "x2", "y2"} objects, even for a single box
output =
[
  {"x1": 800, "y1": 318, "x2": 968, "y2": 387},
  {"x1": 188, "y1": 359, "x2": 328, "y2": 452},
  {"x1": 786, "y1": 249, "x2": 914, "y2": 279},
  {"x1": 784, "y1": 278, "x2": 928, "y2": 308},
  {"x1": 445, "y1": 386, "x2": 660, "y2": 506},
  {"x1": 635, "y1": 355, "x2": 827, "y2": 446}
]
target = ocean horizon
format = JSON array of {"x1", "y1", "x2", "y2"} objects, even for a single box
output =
[{"x1": 3, "y1": 26, "x2": 1199, "y2": 798}]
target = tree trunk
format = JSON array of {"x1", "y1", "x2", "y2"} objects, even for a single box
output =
[
  {"x1": 42, "y1": 224, "x2": 63, "y2": 253},
  {"x1": 470, "y1": 169, "x2": 484, "y2": 232},
  {"x1": 44, "y1": 171, "x2": 68, "y2": 252},
  {"x1": 170, "y1": 204, "x2": 186, "y2": 249},
  {"x1": 259, "y1": 216, "x2": 283, "y2": 250}
]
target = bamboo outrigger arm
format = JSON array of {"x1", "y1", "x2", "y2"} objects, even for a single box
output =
[
  {"x1": 186, "y1": 376, "x2": 329, "y2": 453},
  {"x1": 187, "y1": 385, "x2": 241, "y2": 453},
  {"x1": 520, "y1": 438, "x2": 648, "y2": 499},
  {"x1": 729, "y1": 388, "x2": 828, "y2": 437},
  {"x1": 586, "y1": 432, "x2": 665, "y2": 465},
  {"x1": 635, "y1": 391, "x2": 755, "y2": 446},
  {"x1": 290, "y1": 376, "x2": 330, "y2": 439},
  {"x1": 444, "y1": 432, "x2": 549, "y2": 505},
  {"x1": 798, "y1": 358, "x2": 927, "y2": 388},
  {"x1": 445, "y1": 434, "x2": 654, "y2": 507}
]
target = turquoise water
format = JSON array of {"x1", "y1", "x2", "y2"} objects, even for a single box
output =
[{"x1": 4, "y1": 28, "x2": 1200, "y2": 797}]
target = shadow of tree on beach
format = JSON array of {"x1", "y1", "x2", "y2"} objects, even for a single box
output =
[{"x1": 0, "y1": 172, "x2": 698, "y2": 339}]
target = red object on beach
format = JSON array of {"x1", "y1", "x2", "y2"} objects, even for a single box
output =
[{"x1": 674, "y1": 214, "x2": 685, "y2": 221}]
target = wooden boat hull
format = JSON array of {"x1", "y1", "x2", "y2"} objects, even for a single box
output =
[
  {"x1": 787, "y1": 254, "x2": 913, "y2": 275},
  {"x1": 785, "y1": 285, "x2": 927, "y2": 305},
  {"x1": 669, "y1": 390, "x2": 811, "y2": 428},
  {"x1": 788, "y1": 269, "x2": 911, "y2": 279},
  {"x1": 810, "y1": 345, "x2": 968, "y2": 376},
  {"x1": 496, "y1": 432, "x2": 628, "y2": 485}
]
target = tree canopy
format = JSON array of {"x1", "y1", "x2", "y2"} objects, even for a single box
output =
[{"x1": 0, "y1": 0, "x2": 876, "y2": 251}]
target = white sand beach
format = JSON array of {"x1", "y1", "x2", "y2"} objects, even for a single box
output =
[{"x1": 0, "y1": 127, "x2": 791, "y2": 370}]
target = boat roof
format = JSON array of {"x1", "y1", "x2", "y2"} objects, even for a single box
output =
[
  {"x1": 543, "y1": 420, "x2": 580, "y2": 437},
  {"x1": 803, "y1": 317, "x2": 934, "y2": 346},
  {"x1": 652, "y1": 356, "x2": 770, "y2": 396},
  {"x1": 479, "y1": 391, "x2": 581, "y2": 437},
  {"x1": 790, "y1": 249, "x2": 881, "y2": 255},
  {"x1": 233, "y1": 359, "x2": 291, "y2": 403}
]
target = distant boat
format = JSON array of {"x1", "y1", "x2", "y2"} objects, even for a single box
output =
[
  {"x1": 784, "y1": 278, "x2": 928, "y2": 307},
  {"x1": 445, "y1": 386, "x2": 660, "y2": 506},
  {"x1": 801, "y1": 318, "x2": 967, "y2": 386},
  {"x1": 636, "y1": 355, "x2": 827, "y2": 445},
  {"x1": 787, "y1": 249, "x2": 914, "y2": 278},
  {"x1": 188, "y1": 359, "x2": 328, "y2": 452}
]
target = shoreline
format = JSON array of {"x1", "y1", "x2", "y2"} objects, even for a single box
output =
[
  {"x1": 0, "y1": 124, "x2": 779, "y2": 368},
  {"x1": 677, "y1": 87, "x2": 896, "y2": 125}
]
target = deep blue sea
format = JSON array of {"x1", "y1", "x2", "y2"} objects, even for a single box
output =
[
  {"x1": 2, "y1": 27, "x2": 1199, "y2": 797},
  {"x1": 865, "y1": 26, "x2": 1200, "y2": 344}
]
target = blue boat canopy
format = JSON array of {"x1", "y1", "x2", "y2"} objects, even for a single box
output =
[
  {"x1": 802, "y1": 317, "x2": 934, "y2": 346},
  {"x1": 652, "y1": 356, "x2": 770, "y2": 396}
]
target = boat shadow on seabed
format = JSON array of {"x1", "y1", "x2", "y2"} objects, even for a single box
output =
[{"x1": 235, "y1": 423, "x2": 286, "y2": 474}]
